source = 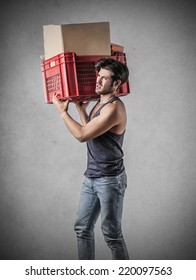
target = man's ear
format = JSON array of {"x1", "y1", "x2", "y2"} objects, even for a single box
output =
[{"x1": 114, "y1": 80, "x2": 121, "y2": 89}]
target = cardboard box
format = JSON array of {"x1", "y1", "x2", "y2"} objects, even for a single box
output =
[
  {"x1": 43, "y1": 22, "x2": 111, "y2": 59},
  {"x1": 111, "y1": 43, "x2": 124, "y2": 54}
]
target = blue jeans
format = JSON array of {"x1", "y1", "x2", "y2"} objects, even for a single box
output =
[{"x1": 74, "y1": 170, "x2": 129, "y2": 260}]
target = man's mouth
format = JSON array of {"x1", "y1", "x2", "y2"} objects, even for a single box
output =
[{"x1": 96, "y1": 84, "x2": 102, "y2": 90}]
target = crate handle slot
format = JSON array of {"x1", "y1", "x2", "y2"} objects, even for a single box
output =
[{"x1": 50, "y1": 61, "x2": 56, "y2": 67}]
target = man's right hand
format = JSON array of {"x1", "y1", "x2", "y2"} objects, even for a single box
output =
[{"x1": 75, "y1": 100, "x2": 90, "y2": 113}]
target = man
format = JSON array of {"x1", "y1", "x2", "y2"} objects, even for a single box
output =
[{"x1": 52, "y1": 58, "x2": 129, "y2": 260}]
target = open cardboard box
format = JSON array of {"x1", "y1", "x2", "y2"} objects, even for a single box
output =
[{"x1": 43, "y1": 22, "x2": 112, "y2": 59}]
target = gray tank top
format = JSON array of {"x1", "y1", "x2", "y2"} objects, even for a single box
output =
[{"x1": 84, "y1": 96, "x2": 125, "y2": 178}]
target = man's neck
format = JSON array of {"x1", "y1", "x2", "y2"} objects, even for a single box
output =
[{"x1": 99, "y1": 93, "x2": 115, "y2": 104}]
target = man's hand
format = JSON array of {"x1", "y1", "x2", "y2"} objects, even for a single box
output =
[
  {"x1": 52, "y1": 93, "x2": 69, "y2": 114},
  {"x1": 75, "y1": 100, "x2": 90, "y2": 113}
]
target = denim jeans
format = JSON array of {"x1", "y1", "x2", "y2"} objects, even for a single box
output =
[{"x1": 74, "y1": 170, "x2": 129, "y2": 260}]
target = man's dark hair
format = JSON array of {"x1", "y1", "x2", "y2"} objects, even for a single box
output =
[{"x1": 95, "y1": 58, "x2": 129, "y2": 88}]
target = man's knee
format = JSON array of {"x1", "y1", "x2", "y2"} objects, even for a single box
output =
[{"x1": 74, "y1": 222, "x2": 94, "y2": 239}]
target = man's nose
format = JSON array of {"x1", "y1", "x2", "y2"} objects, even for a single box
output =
[{"x1": 96, "y1": 76, "x2": 102, "y2": 84}]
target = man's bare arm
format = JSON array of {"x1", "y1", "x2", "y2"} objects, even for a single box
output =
[
  {"x1": 52, "y1": 95, "x2": 121, "y2": 143},
  {"x1": 75, "y1": 101, "x2": 90, "y2": 126}
]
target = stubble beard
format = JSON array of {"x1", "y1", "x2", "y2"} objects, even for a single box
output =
[{"x1": 95, "y1": 85, "x2": 114, "y2": 96}]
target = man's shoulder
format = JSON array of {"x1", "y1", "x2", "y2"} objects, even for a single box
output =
[
  {"x1": 101, "y1": 98, "x2": 126, "y2": 118},
  {"x1": 109, "y1": 98, "x2": 126, "y2": 111}
]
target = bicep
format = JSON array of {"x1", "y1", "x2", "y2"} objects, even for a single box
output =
[{"x1": 80, "y1": 107, "x2": 118, "y2": 141}]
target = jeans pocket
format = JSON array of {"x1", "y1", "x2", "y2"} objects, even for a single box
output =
[
  {"x1": 94, "y1": 172, "x2": 127, "y2": 196},
  {"x1": 117, "y1": 172, "x2": 127, "y2": 196}
]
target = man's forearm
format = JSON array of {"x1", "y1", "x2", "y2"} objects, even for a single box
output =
[
  {"x1": 79, "y1": 111, "x2": 88, "y2": 125},
  {"x1": 76, "y1": 104, "x2": 89, "y2": 125},
  {"x1": 61, "y1": 111, "x2": 84, "y2": 142}
]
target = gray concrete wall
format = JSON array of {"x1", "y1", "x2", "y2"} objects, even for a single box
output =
[{"x1": 0, "y1": 0, "x2": 196, "y2": 260}]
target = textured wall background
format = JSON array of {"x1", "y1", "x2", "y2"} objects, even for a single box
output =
[{"x1": 0, "y1": 0, "x2": 196, "y2": 260}]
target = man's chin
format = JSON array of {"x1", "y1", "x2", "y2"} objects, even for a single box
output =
[
  {"x1": 95, "y1": 90, "x2": 100, "y2": 95},
  {"x1": 95, "y1": 89, "x2": 112, "y2": 96}
]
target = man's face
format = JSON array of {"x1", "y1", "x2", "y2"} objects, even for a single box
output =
[{"x1": 95, "y1": 68, "x2": 115, "y2": 95}]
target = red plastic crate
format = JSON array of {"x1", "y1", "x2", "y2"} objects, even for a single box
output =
[{"x1": 41, "y1": 52, "x2": 130, "y2": 103}]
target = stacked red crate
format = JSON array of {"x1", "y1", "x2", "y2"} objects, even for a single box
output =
[{"x1": 41, "y1": 52, "x2": 130, "y2": 103}]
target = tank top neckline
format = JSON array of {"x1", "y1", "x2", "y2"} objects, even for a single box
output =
[{"x1": 89, "y1": 95, "x2": 120, "y2": 120}]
